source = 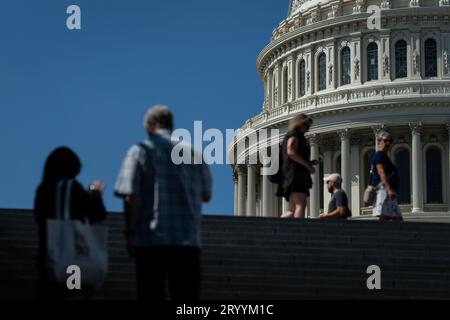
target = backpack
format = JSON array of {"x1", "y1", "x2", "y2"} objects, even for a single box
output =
[{"x1": 267, "y1": 142, "x2": 283, "y2": 184}]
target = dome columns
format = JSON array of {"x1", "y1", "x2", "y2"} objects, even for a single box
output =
[
  {"x1": 410, "y1": 122, "x2": 424, "y2": 213},
  {"x1": 308, "y1": 134, "x2": 321, "y2": 218},
  {"x1": 246, "y1": 165, "x2": 257, "y2": 216},
  {"x1": 446, "y1": 123, "x2": 450, "y2": 213},
  {"x1": 236, "y1": 165, "x2": 247, "y2": 216}
]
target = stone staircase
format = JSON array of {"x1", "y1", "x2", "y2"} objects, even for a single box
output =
[{"x1": 1, "y1": 209, "x2": 450, "y2": 300}]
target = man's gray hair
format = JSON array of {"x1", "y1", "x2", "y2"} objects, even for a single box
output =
[
  {"x1": 377, "y1": 130, "x2": 392, "y2": 142},
  {"x1": 143, "y1": 105, "x2": 174, "y2": 131}
]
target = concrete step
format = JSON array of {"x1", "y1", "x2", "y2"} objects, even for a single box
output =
[{"x1": 2, "y1": 210, "x2": 450, "y2": 299}]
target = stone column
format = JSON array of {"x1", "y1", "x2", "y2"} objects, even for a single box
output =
[
  {"x1": 237, "y1": 165, "x2": 247, "y2": 216},
  {"x1": 273, "y1": 65, "x2": 279, "y2": 108},
  {"x1": 287, "y1": 56, "x2": 295, "y2": 102},
  {"x1": 272, "y1": 193, "x2": 279, "y2": 217},
  {"x1": 233, "y1": 173, "x2": 238, "y2": 215},
  {"x1": 410, "y1": 122, "x2": 424, "y2": 213},
  {"x1": 338, "y1": 129, "x2": 352, "y2": 200},
  {"x1": 261, "y1": 169, "x2": 272, "y2": 217},
  {"x1": 447, "y1": 124, "x2": 450, "y2": 213},
  {"x1": 309, "y1": 134, "x2": 320, "y2": 218},
  {"x1": 246, "y1": 165, "x2": 257, "y2": 216},
  {"x1": 282, "y1": 198, "x2": 290, "y2": 215},
  {"x1": 266, "y1": 70, "x2": 273, "y2": 109},
  {"x1": 276, "y1": 62, "x2": 283, "y2": 107},
  {"x1": 322, "y1": 149, "x2": 334, "y2": 210},
  {"x1": 350, "y1": 137, "x2": 361, "y2": 216}
]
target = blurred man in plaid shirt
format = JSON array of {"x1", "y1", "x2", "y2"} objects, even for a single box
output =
[{"x1": 115, "y1": 105, "x2": 212, "y2": 301}]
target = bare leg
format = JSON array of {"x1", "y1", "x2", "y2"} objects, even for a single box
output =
[
  {"x1": 281, "y1": 197, "x2": 294, "y2": 218},
  {"x1": 292, "y1": 192, "x2": 307, "y2": 219}
]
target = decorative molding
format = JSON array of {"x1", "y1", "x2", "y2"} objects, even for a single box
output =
[
  {"x1": 365, "y1": 137, "x2": 375, "y2": 147},
  {"x1": 382, "y1": 54, "x2": 390, "y2": 77},
  {"x1": 353, "y1": 0, "x2": 365, "y2": 14},
  {"x1": 409, "y1": 122, "x2": 423, "y2": 135},
  {"x1": 354, "y1": 58, "x2": 360, "y2": 80},
  {"x1": 443, "y1": 50, "x2": 449, "y2": 75},
  {"x1": 236, "y1": 164, "x2": 248, "y2": 175},
  {"x1": 258, "y1": 10, "x2": 450, "y2": 76},
  {"x1": 380, "y1": 0, "x2": 392, "y2": 9},
  {"x1": 306, "y1": 10, "x2": 319, "y2": 25},
  {"x1": 307, "y1": 133, "x2": 321, "y2": 146},
  {"x1": 337, "y1": 129, "x2": 351, "y2": 140},
  {"x1": 371, "y1": 125, "x2": 386, "y2": 137},
  {"x1": 428, "y1": 134, "x2": 439, "y2": 143},
  {"x1": 350, "y1": 136, "x2": 362, "y2": 146},
  {"x1": 306, "y1": 70, "x2": 311, "y2": 90},
  {"x1": 320, "y1": 138, "x2": 339, "y2": 150},
  {"x1": 233, "y1": 170, "x2": 239, "y2": 183},
  {"x1": 328, "y1": 5, "x2": 340, "y2": 19},
  {"x1": 328, "y1": 64, "x2": 334, "y2": 84},
  {"x1": 412, "y1": 51, "x2": 420, "y2": 74},
  {"x1": 396, "y1": 136, "x2": 407, "y2": 144},
  {"x1": 263, "y1": 96, "x2": 270, "y2": 111},
  {"x1": 410, "y1": 0, "x2": 420, "y2": 7},
  {"x1": 274, "y1": 88, "x2": 278, "y2": 107}
]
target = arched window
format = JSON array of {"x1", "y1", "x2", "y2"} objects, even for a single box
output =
[
  {"x1": 318, "y1": 53, "x2": 326, "y2": 91},
  {"x1": 367, "y1": 43, "x2": 378, "y2": 81},
  {"x1": 426, "y1": 147, "x2": 443, "y2": 203},
  {"x1": 283, "y1": 67, "x2": 289, "y2": 104},
  {"x1": 424, "y1": 38, "x2": 437, "y2": 77},
  {"x1": 363, "y1": 149, "x2": 375, "y2": 192},
  {"x1": 341, "y1": 47, "x2": 351, "y2": 85},
  {"x1": 394, "y1": 148, "x2": 411, "y2": 205},
  {"x1": 299, "y1": 60, "x2": 306, "y2": 97},
  {"x1": 395, "y1": 40, "x2": 407, "y2": 79}
]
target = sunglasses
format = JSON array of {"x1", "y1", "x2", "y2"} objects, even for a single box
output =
[{"x1": 382, "y1": 139, "x2": 392, "y2": 143}]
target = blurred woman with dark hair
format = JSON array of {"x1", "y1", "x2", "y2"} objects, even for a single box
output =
[
  {"x1": 34, "y1": 146, "x2": 107, "y2": 299},
  {"x1": 280, "y1": 114, "x2": 321, "y2": 218}
]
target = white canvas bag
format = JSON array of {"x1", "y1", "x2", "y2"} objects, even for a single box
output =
[{"x1": 46, "y1": 180, "x2": 108, "y2": 288}]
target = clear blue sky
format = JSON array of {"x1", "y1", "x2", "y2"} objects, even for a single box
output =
[{"x1": 0, "y1": 0, "x2": 287, "y2": 214}]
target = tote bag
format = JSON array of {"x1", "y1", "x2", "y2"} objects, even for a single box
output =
[{"x1": 46, "y1": 180, "x2": 108, "y2": 289}]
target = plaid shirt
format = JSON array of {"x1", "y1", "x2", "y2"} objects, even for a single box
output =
[{"x1": 114, "y1": 130, "x2": 212, "y2": 248}]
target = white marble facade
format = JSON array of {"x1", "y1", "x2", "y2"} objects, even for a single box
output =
[{"x1": 229, "y1": 0, "x2": 450, "y2": 217}]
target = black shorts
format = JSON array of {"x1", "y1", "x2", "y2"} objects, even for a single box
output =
[{"x1": 284, "y1": 183, "x2": 310, "y2": 201}]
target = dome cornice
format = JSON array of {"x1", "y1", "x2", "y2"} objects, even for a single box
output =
[{"x1": 257, "y1": 7, "x2": 450, "y2": 78}]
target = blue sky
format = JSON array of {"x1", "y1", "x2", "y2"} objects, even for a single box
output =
[{"x1": 0, "y1": 0, "x2": 286, "y2": 214}]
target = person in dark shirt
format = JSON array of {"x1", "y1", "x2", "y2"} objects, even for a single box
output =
[
  {"x1": 370, "y1": 131, "x2": 402, "y2": 221},
  {"x1": 280, "y1": 114, "x2": 321, "y2": 219},
  {"x1": 34, "y1": 146, "x2": 107, "y2": 299},
  {"x1": 320, "y1": 173, "x2": 350, "y2": 219}
]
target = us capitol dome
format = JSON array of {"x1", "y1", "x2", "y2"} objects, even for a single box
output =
[{"x1": 229, "y1": 0, "x2": 450, "y2": 218}]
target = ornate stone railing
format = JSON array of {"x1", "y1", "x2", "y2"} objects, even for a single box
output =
[{"x1": 241, "y1": 81, "x2": 450, "y2": 130}]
